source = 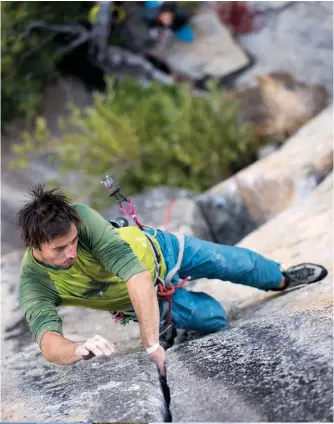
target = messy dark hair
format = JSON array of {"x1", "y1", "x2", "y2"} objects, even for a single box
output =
[
  {"x1": 160, "y1": 2, "x2": 177, "y2": 14},
  {"x1": 18, "y1": 183, "x2": 81, "y2": 249}
]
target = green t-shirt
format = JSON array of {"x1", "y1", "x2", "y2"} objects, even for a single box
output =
[{"x1": 19, "y1": 203, "x2": 166, "y2": 346}]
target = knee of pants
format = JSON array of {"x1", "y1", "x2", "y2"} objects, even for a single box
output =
[{"x1": 171, "y1": 288, "x2": 227, "y2": 333}]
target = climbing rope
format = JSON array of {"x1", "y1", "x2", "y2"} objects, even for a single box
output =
[{"x1": 156, "y1": 276, "x2": 191, "y2": 326}]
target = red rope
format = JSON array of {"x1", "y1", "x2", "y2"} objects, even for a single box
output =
[
  {"x1": 164, "y1": 198, "x2": 176, "y2": 232},
  {"x1": 157, "y1": 276, "x2": 191, "y2": 326}
]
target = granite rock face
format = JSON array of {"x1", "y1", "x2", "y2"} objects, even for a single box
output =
[
  {"x1": 3, "y1": 343, "x2": 168, "y2": 422},
  {"x1": 237, "y1": 1, "x2": 333, "y2": 99},
  {"x1": 1, "y1": 251, "x2": 171, "y2": 422},
  {"x1": 167, "y1": 172, "x2": 333, "y2": 422},
  {"x1": 226, "y1": 71, "x2": 328, "y2": 140},
  {"x1": 1, "y1": 251, "x2": 162, "y2": 422},
  {"x1": 196, "y1": 105, "x2": 333, "y2": 244},
  {"x1": 168, "y1": 312, "x2": 332, "y2": 422}
]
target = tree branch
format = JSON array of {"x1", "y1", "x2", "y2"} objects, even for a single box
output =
[
  {"x1": 20, "y1": 32, "x2": 57, "y2": 65},
  {"x1": 105, "y1": 46, "x2": 173, "y2": 85},
  {"x1": 21, "y1": 20, "x2": 89, "y2": 37},
  {"x1": 90, "y1": 1, "x2": 112, "y2": 62},
  {"x1": 56, "y1": 31, "x2": 91, "y2": 56},
  {"x1": 20, "y1": 20, "x2": 92, "y2": 73}
]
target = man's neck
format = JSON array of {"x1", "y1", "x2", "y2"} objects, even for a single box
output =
[
  {"x1": 32, "y1": 248, "x2": 44, "y2": 264},
  {"x1": 31, "y1": 249, "x2": 72, "y2": 271}
]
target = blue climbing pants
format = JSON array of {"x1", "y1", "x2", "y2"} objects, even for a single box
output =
[{"x1": 154, "y1": 230, "x2": 283, "y2": 333}]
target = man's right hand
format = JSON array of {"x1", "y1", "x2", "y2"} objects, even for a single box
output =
[
  {"x1": 74, "y1": 335, "x2": 115, "y2": 361},
  {"x1": 148, "y1": 345, "x2": 166, "y2": 376}
]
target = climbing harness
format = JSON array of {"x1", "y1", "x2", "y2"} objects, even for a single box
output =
[{"x1": 101, "y1": 175, "x2": 191, "y2": 334}]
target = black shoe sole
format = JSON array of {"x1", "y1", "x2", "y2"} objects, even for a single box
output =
[
  {"x1": 271, "y1": 263, "x2": 328, "y2": 292},
  {"x1": 287, "y1": 263, "x2": 328, "y2": 288}
]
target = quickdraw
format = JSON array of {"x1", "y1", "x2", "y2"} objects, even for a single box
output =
[
  {"x1": 101, "y1": 175, "x2": 144, "y2": 229},
  {"x1": 110, "y1": 311, "x2": 138, "y2": 326},
  {"x1": 101, "y1": 175, "x2": 190, "y2": 333}
]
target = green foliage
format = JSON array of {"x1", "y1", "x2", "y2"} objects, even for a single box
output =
[
  {"x1": 11, "y1": 78, "x2": 257, "y2": 208},
  {"x1": 178, "y1": 2, "x2": 200, "y2": 14},
  {"x1": 1, "y1": 1, "x2": 89, "y2": 131}
]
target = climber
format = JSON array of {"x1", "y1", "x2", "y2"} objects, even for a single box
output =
[
  {"x1": 18, "y1": 184, "x2": 328, "y2": 375},
  {"x1": 141, "y1": 1, "x2": 194, "y2": 43}
]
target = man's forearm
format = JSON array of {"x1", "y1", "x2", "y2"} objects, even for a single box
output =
[
  {"x1": 126, "y1": 271, "x2": 160, "y2": 348},
  {"x1": 40, "y1": 332, "x2": 82, "y2": 365}
]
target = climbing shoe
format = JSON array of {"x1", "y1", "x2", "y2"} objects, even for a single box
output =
[{"x1": 274, "y1": 263, "x2": 328, "y2": 291}]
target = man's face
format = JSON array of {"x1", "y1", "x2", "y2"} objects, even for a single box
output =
[
  {"x1": 159, "y1": 11, "x2": 174, "y2": 27},
  {"x1": 36, "y1": 223, "x2": 78, "y2": 269}
]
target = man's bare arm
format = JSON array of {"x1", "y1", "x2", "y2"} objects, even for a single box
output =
[
  {"x1": 126, "y1": 270, "x2": 166, "y2": 373},
  {"x1": 40, "y1": 332, "x2": 114, "y2": 365},
  {"x1": 126, "y1": 270, "x2": 160, "y2": 348}
]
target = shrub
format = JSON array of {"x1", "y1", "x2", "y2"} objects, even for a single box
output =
[
  {"x1": 1, "y1": 1, "x2": 89, "y2": 131},
  {"x1": 11, "y1": 78, "x2": 257, "y2": 208}
]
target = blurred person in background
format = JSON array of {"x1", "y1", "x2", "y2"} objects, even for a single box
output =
[{"x1": 141, "y1": 1, "x2": 194, "y2": 43}]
